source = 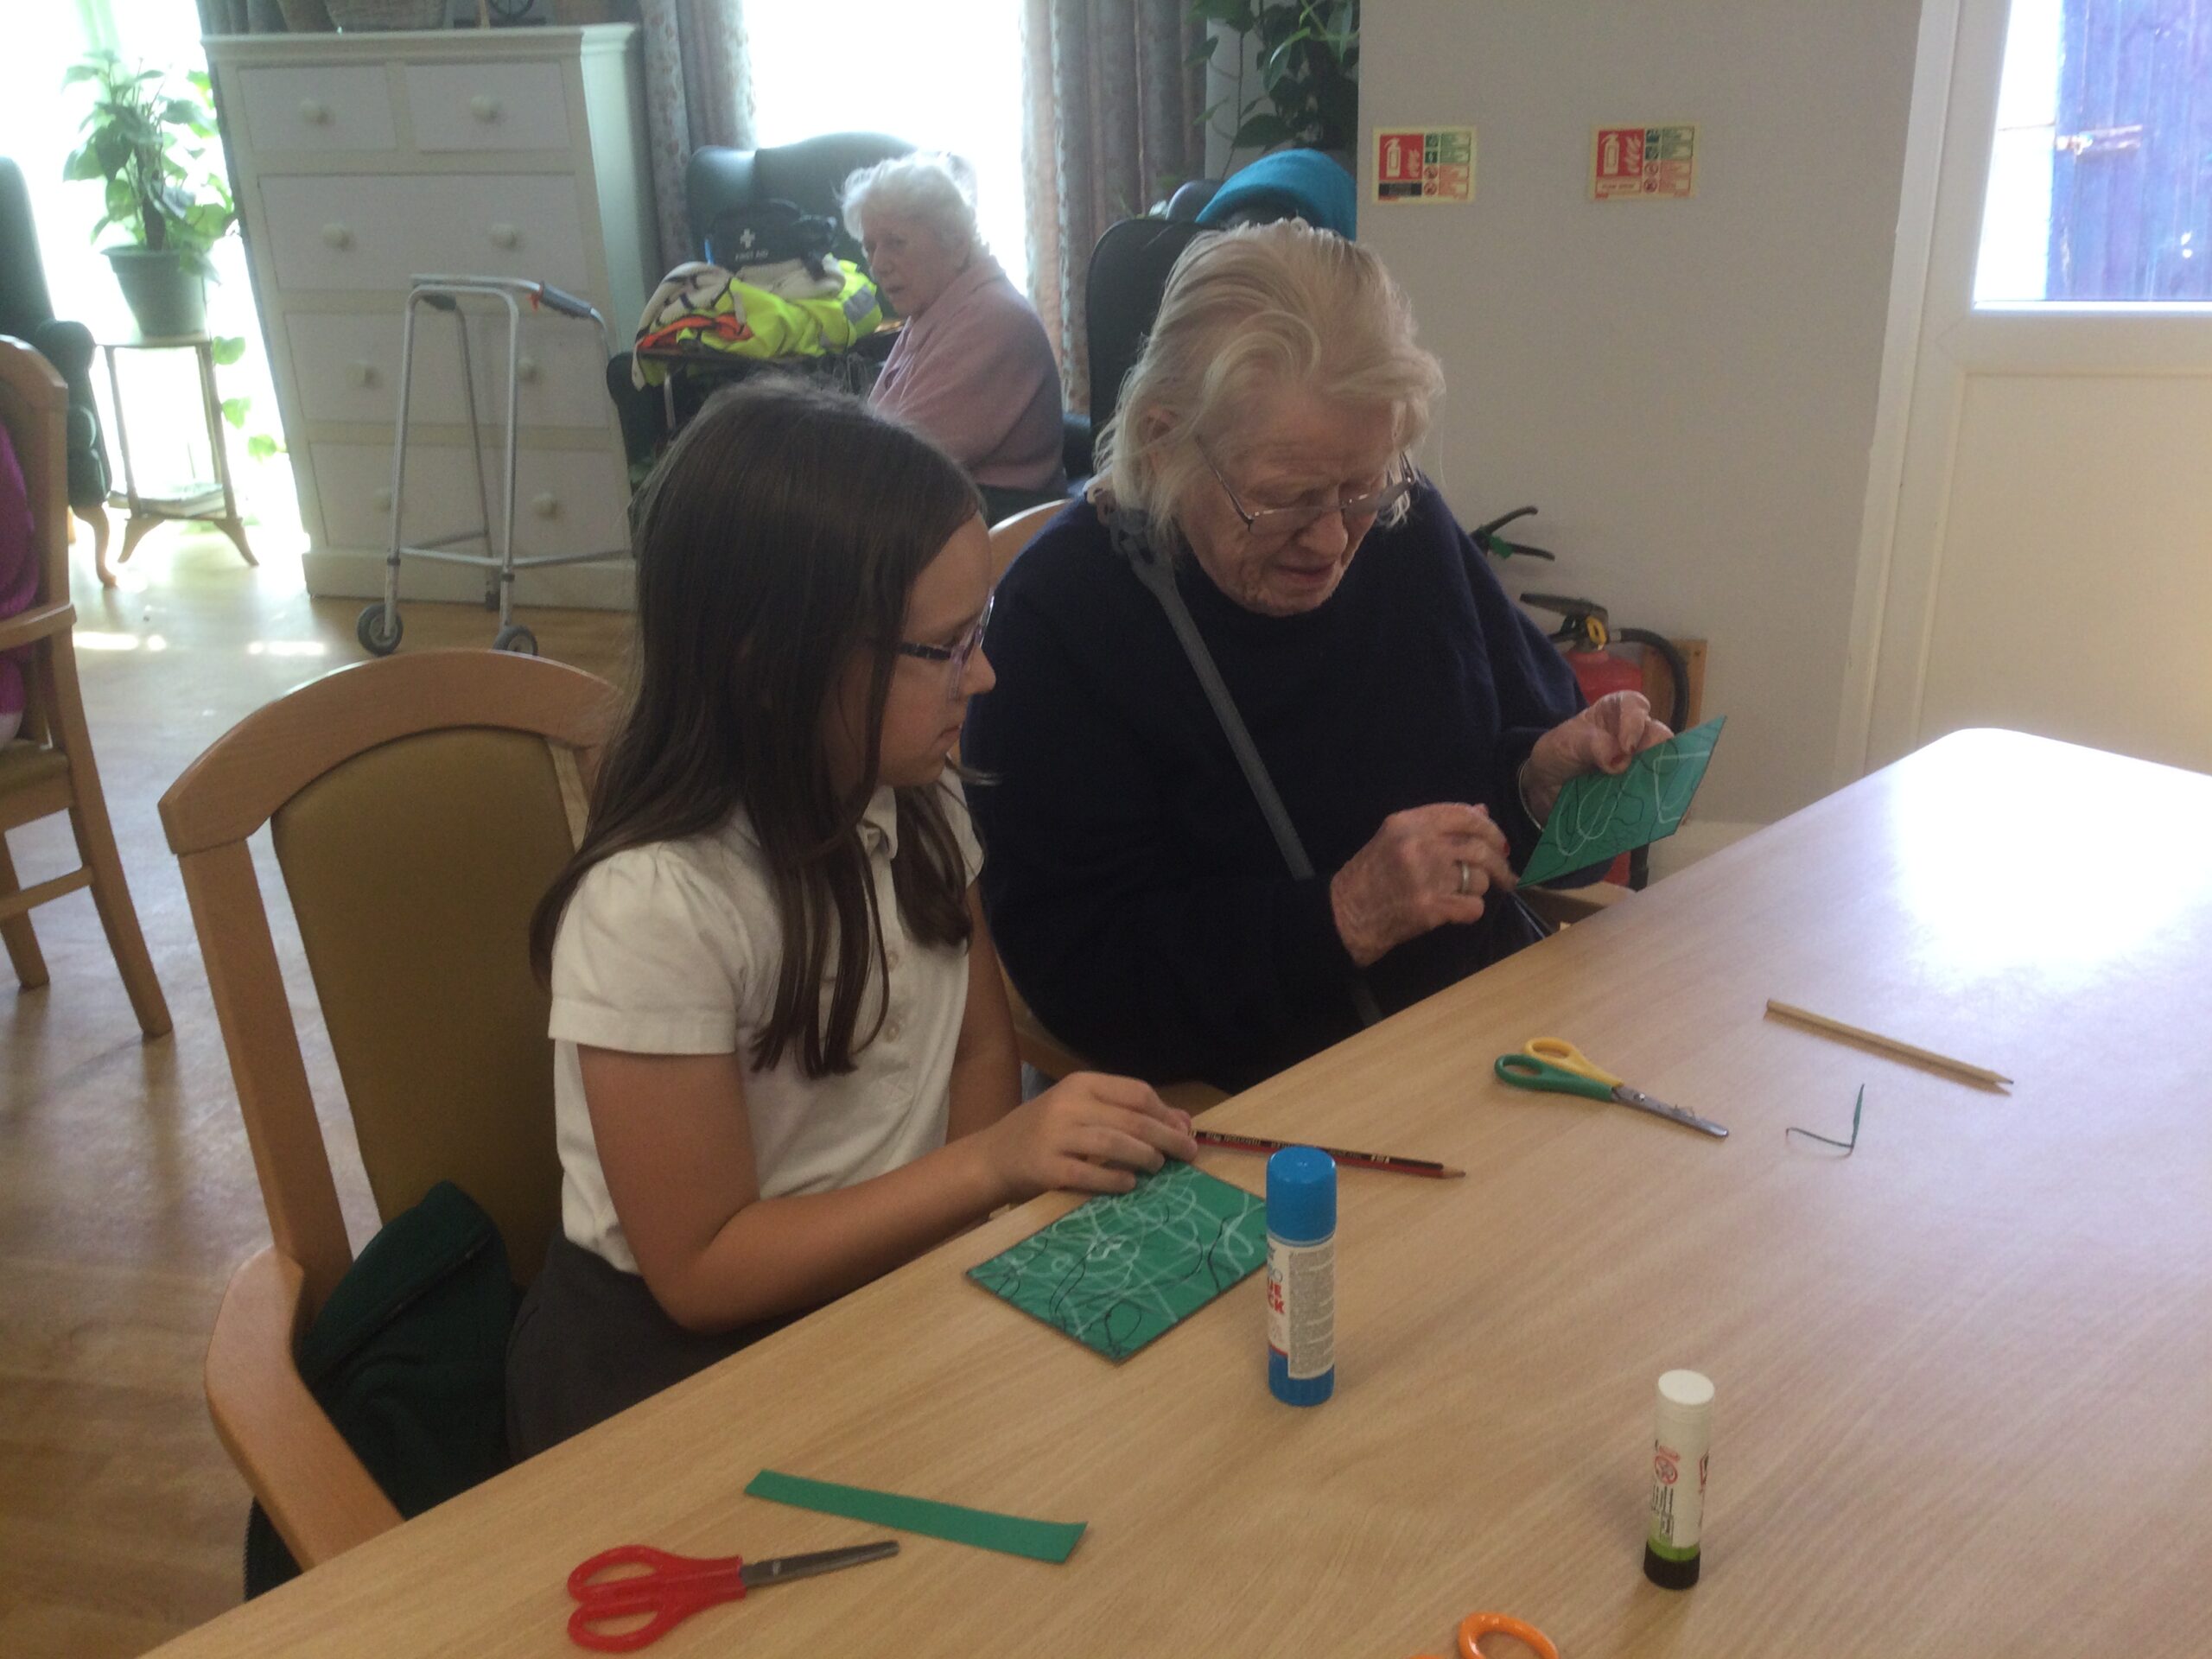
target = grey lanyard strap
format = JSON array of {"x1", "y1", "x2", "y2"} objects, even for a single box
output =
[{"x1": 1120, "y1": 535, "x2": 1386, "y2": 1030}]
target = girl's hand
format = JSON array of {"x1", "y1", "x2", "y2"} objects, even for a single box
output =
[
  {"x1": 979, "y1": 1072, "x2": 1198, "y2": 1202},
  {"x1": 1329, "y1": 803, "x2": 1516, "y2": 969},
  {"x1": 1520, "y1": 692, "x2": 1673, "y2": 823}
]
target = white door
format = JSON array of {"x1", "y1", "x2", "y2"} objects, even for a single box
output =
[{"x1": 1840, "y1": 0, "x2": 2212, "y2": 781}]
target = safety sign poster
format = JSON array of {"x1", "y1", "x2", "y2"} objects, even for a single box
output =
[
  {"x1": 1592, "y1": 124, "x2": 1698, "y2": 200},
  {"x1": 1374, "y1": 127, "x2": 1475, "y2": 204}
]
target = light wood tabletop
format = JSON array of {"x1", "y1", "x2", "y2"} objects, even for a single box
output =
[{"x1": 148, "y1": 729, "x2": 2212, "y2": 1658}]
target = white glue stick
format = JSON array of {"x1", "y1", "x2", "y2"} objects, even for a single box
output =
[{"x1": 1643, "y1": 1368, "x2": 1713, "y2": 1589}]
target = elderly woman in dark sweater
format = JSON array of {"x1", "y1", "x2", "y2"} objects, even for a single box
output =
[{"x1": 962, "y1": 222, "x2": 1668, "y2": 1094}]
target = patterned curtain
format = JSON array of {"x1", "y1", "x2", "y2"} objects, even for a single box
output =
[
  {"x1": 637, "y1": 0, "x2": 754, "y2": 271},
  {"x1": 1021, "y1": 0, "x2": 1205, "y2": 411}
]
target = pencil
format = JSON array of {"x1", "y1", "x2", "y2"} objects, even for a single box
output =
[
  {"x1": 1764, "y1": 999, "x2": 2013, "y2": 1088},
  {"x1": 1193, "y1": 1128, "x2": 1465, "y2": 1179}
]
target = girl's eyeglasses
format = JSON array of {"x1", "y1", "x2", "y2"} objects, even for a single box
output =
[
  {"x1": 895, "y1": 592, "x2": 994, "y2": 697},
  {"x1": 1202, "y1": 448, "x2": 1416, "y2": 542}
]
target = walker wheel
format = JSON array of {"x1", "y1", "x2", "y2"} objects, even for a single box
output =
[
  {"x1": 357, "y1": 604, "x2": 403, "y2": 656},
  {"x1": 493, "y1": 623, "x2": 537, "y2": 656}
]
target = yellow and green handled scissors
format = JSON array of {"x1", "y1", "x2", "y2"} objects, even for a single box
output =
[{"x1": 1494, "y1": 1039, "x2": 1729, "y2": 1138}]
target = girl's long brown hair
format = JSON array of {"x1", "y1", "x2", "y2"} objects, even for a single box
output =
[{"x1": 531, "y1": 380, "x2": 981, "y2": 1077}]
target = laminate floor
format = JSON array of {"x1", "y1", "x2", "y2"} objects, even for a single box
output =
[{"x1": 0, "y1": 523, "x2": 630, "y2": 1656}]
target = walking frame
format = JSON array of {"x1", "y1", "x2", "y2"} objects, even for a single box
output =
[{"x1": 357, "y1": 276, "x2": 628, "y2": 658}]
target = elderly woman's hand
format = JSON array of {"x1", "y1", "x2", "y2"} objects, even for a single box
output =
[
  {"x1": 1330, "y1": 804, "x2": 1515, "y2": 969},
  {"x1": 1519, "y1": 692, "x2": 1674, "y2": 823}
]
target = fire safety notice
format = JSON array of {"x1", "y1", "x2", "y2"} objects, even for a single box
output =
[
  {"x1": 1373, "y1": 127, "x2": 1475, "y2": 205},
  {"x1": 1592, "y1": 124, "x2": 1698, "y2": 200}
]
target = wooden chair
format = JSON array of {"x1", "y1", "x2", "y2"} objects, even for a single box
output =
[
  {"x1": 987, "y1": 499, "x2": 1063, "y2": 583},
  {"x1": 0, "y1": 336, "x2": 168, "y2": 1035},
  {"x1": 158, "y1": 648, "x2": 613, "y2": 1570}
]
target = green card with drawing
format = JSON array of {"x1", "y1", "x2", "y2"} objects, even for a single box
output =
[
  {"x1": 1521, "y1": 716, "x2": 1726, "y2": 886},
  {"x1": 967, "y1": 1161, "x2": 1267, "y2": 1363}
]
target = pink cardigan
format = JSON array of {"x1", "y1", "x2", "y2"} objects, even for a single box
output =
[{"x1": 868, "y1": 254, "x2": 1066, "y2": 493}]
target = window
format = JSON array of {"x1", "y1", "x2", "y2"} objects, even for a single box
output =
[
  {"x1": 1975, "y1": 0, "x2": 2211, "y2": 302},
  {"x1": 747, "y1": 0, "x2": 1031, "y2": 294}
]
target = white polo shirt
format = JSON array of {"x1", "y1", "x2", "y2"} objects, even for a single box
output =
[{"x1": 548, "y1": 782, "x2": 982, "y2": 1273}]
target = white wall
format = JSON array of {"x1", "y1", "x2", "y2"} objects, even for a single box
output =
[{"x1": 1360, "y1": 0, "x2": 1924, "y2": 827}]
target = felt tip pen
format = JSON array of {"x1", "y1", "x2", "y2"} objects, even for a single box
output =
[{"x1": 1195, "y1": 1129, "x2": 1465, "y2": 1180}]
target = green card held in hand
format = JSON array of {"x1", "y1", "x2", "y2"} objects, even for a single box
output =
[
  {"x1": 745, "y1": 1470, "x2": 1087, "y2": 1564},
  {"x1": 1521, "y1": 716, "x2": 1726, "y2": 887},
  {"x1": 967, "y1": 1160, "x2": 1267, "y2": 1363}
]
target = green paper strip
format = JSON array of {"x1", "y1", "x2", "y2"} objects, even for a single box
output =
[{"x1": 744, "y1": 1469, "x2": 1086, "y2": 1564}]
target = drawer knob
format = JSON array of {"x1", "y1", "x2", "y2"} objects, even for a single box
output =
[
  {"x1": 488, "y1": 222, "x2": 519, "y2": 250},
  {"x1": 517, "y1": 355, "x2": 539, "y2": 383},
  {"x1": 321, "y1": 222, "x2": 352, "y2": 250},
  {"x1": 299, "y1": 98, "x2": 329, "y2": 125},
  {"x1": 346, "y1": 360, "x2": 373, "y2": 388},
  {"x1": 470, "y1": 93, "x2": 501, "y2": 122},
  {"x1": 372, "y1": 487, "x2": 394, "y2": 512},
  {"x1": 531, "y1": 492, "x2": 558, "y2": 519}
]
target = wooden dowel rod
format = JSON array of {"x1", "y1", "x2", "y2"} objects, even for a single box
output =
[{"x1": 1765, "y1": 999, "x2": 2013, "y2": 1088}]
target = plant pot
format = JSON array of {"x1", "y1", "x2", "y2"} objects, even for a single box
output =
[{"x1": 105, "y1": 247, "x2": 207, "y2": 340}]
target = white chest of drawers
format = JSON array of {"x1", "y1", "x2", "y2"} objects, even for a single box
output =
[{"x1": 206, "y1": 26, "x2": 655, "y2": 608}]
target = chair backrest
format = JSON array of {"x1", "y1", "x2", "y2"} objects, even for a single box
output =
[
  {"x1": 684, "y1": 134, "x2": 914, "y2": 267},
  {"x1": 161, "y1": 650, "x2": 615, "y2": 1311},
  {"x1": 1084, "y1": 217, "x2": 1208, "y2": 436},
  {"x1": 988, "y1": 499, "x2": 1065, "y2": 584},
  {"x1": 0, "y1": 162, "x2": 57, "y2": 340}
]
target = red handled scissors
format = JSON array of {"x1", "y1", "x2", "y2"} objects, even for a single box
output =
[{"x1": 567, "y1": 1540, "x2": 898, "y2": 1651}]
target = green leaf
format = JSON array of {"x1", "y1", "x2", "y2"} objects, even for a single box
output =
[
  {"x1": 1233, "y1": 111, "x2": 1294, "y2": 149},
  {"x1": 1187, "y1": 34, "x2": 1221, "y2": 65},
  {"x1": 246, "y1": 434, "x2": 282, "y2": 462},
  {"x1": 221, "y1": 396, "x2": 251, "y2": 429},
  {"x1": 212, "y1": 334, "x2": 247, "y2": 365}
]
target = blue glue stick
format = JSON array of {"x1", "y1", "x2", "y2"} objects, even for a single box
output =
[{"x1": 1266, "y1": 1146, "x2": 1336, "y2": 1406}]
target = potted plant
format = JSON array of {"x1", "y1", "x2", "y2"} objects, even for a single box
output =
[
  {"x1": 1192, "y1": 0, "x2": 1360, "y2": 160},
  {"x1": 64, "y1": 53, "x2": 236, "y2": 340}
]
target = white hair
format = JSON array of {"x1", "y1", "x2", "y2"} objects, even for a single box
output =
[
  {"x1": 839, "y1": 153, "x2": 982, "y2": 258},
  {"x1": 1096, "y1": 221, "x2": 1442, "y2": 552}
]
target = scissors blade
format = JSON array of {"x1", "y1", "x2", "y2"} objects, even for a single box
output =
[
  {"x1": 741, "y1": 1541, "x2": 899, "y2": 1592},
  {"x1": 1613, "y1": 1086, "x2": 1730, "y2": 1139}
]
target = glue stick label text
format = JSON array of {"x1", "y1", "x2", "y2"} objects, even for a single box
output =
[{"x1": 1266, "y1": 1235, "x2": 1335, "y2": 1381}]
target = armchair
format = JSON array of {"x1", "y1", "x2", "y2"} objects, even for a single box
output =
[{"x1": 0, "y1": 158, "x2": 114, "y2": 584}]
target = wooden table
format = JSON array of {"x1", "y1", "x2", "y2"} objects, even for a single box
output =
[{"x1": 149, "y1": 730, "x2": 2212, "y2": 1657}]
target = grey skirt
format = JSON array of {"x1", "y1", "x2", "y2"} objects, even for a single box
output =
[{"x1": 505, "y1": 1230, "x2": 803, "y2": 1460}]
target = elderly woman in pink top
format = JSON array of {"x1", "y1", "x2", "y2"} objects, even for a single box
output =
[{"x1": 842, "y1": 154, "x2": 1067, "y2": 521}]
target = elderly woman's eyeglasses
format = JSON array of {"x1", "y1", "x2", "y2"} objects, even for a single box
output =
[
  {"x1": 1203, "y1": 450, "x2": 1416, "y2": 541},
  {"x1": 895, "y1": 592, "x2": 994, "y2": 697}
]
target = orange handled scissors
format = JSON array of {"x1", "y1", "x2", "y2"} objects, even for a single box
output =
[
  {"x1": 567, "y1": 1540, "x2": 897, "y2": 1651},
  {"x1": 1413, "y1": 1610, "x2": 1560, "y2": 1659}
]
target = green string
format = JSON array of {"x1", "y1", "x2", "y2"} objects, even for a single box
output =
[{"x1": 1787, "y1": 1084, "x2": 1864, "y2": 1154}]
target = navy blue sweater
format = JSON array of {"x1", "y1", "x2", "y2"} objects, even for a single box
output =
[{"x1": 962, "y1": 481, "x2": 1586, "y2": 1094}]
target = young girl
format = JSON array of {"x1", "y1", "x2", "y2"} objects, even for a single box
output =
[{"x1": 508, "y1": 381, "x2": 1196, "y2": 1456}]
